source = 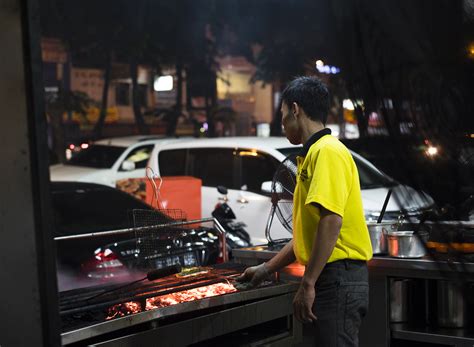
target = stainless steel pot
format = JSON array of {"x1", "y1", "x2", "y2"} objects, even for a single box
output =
[
  {"x1": 367, "y1": 222, "x2": 395, "y2": 255},
  {"x1": 387, "y1": 230, "x2": 427, "y2": 258}
]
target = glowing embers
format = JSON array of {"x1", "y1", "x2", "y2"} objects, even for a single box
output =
[
  {"x1": 105, "y1": 282, "x2": 237, "y2": 320},
  {"x1": 145, "y1": 282, "x2": 237, "y2": 310},
  {"x1": 106, "y1": 301, "x2": 142, "y2": 320}
]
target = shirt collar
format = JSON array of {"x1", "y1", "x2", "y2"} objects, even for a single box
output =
[{"x1": 299, "y1": 128, "x2": 332, "y2": 156}]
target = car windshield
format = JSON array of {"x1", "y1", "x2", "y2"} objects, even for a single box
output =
[
  {"x1": 67, "y1": 145, "x2": 126, "y2": 168},
  {"x1": 277, "y1": 147, "x2": 394, "y2": 189}
]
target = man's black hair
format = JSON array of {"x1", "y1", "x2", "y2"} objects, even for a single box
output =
[{"x1": 281, "y1": 76, "x2": 329, "y2": 124}]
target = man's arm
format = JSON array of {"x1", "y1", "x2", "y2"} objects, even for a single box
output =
[
  {"x1": 301, "y1": 206, "x2": 342, "y2": 288},
  {"x1": 265, "y1": 239, "x2": 296, "y2": 273},
  {"x1": 293, "y1": 206, "x2": 342, "y2": 323}
]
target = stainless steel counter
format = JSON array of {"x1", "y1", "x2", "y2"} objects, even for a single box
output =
[
  {"x1": 233, "y1": 246, "x2": 474, "y2": 279},
  {"x1": 233, "y1": 245, "x2": 474, "y2": 347}
]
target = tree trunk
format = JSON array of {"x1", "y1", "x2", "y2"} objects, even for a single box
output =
[
  {"x1": 50, "y1": 111, "x2": 66, "y2": 163},
  {"x1": 337, "y1": 98, "x2": 346, "y2": 139},
  {"x1": 270, "y1": 81, "x2": 285, "y2": 136},
  {"x1": 354, "y1": 104, "x2": 368, "y2": 138},
  {"x1": 166, "y1": 61, "x2": 183, "y2": 136},
  {"x1": 130, "y1": 60, "x2": 148, "y2": 134},
  {"x1": 205, "y1": 95, "x2": 215, "y2": 137},
  {"x1": 93, "y1": 51, "x2": 111, "y2": 139},
  {"x1": 270, "y1": 109, "x2": 282, "y2": 136}
]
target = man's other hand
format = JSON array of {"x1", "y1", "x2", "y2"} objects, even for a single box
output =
[
  {"x1": 293, "y1": 284, "x2": 317, "y2": 323},
  {"x1": 235, "y1": 262, "x2": 270, "y2": 288}
]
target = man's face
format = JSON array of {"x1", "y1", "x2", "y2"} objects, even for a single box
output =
[{"x1": 281, "y1": 101, "x2": 301, "y2": 145}]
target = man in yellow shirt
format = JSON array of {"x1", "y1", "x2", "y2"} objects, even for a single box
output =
[{"x1": 237, "y1": 76, "x2": 372, "y2": 346}]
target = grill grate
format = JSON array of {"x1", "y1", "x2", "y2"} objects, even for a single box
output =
[
  {"x1": 59, "y1": 264, "x2": 246, "y2": 315},
  {"x1": 59, "y1": 264, "x2": 247, "y2": 333}
]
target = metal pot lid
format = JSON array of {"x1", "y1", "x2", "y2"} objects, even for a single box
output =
[
  {"x1": 387, "y1": 231, "x2": 415, "y2": 236},
  {"x1": 366, "y1": 221, "x2": 397, "y2": 226}
]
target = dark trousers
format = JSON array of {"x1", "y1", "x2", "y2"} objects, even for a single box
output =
[{"x1": 311, "y1": 259, "x2": 369, "y2": 347}]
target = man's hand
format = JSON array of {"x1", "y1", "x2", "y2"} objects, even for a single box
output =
[
  {"x1": 235, "y1": 262, "x2": 270, "y2": 288},
  {"x1": 293, "y1": 283, "x2": 317, "y2": 323}
]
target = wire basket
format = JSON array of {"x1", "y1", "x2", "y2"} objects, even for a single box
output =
[{"x1": 132, "y1": 209, "x2": 191, "y2": 269}]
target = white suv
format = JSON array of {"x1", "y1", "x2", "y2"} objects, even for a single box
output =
[{"x1": 147, "y1": 137, "x2": 435, "y2": 244}]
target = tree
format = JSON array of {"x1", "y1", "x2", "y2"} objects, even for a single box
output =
[
  {"x1": 44, "y1": 87, "x2": 91, "y2": 162},
  {"x1": 215, "y1": 0, "x2": 328, "y2": 135},
  {"x1": 166, "y1": 0, "x2": 221, "y2": 136},
  {"x1": 327, "y1": 0, "x2": 469, "y2": 138},
  {"x1": 41, "y1": 0, "x2": 127, "y2": 138}
]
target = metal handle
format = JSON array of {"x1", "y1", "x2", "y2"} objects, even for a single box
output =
[
  {"x1": 265, "y1": 205, "x2": 276, "y2": 244},
  {"x1": 237, "y1": 198, "x2": 248, "y2": 204},
  {"x1": 54, "y1": 217, "x2": 228, "y2": 263},
  {"x1": 54, "y1": 217, "x2": 215, "y2": 241},
  {"x1": 213, "y1": 218, "x2": 228, "y2": 262}
]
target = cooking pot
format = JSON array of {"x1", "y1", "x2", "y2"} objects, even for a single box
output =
[
  {"x1": 387, "y1": 230, "x2": 428, "y2": 258},
  {"x1": 367, "y1": 222, "x2": 396, "y2": 255}
]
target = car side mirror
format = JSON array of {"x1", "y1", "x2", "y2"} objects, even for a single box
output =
[
  {"x1": 217, "y1": 185, "x2": 228, "y2": 195},
  {"x1": 121, "y1": 160, "x2": 136, "y2": 171},
  {"x1": 261, "y1": 181, "x2": 272, "y2": 193}
]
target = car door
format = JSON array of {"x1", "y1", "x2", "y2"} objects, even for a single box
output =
[
  {"x1": 237, "y1": 149, "x2": 292, "y2": 244},
  {"x1": 113, "y1": 144, "x2": 155, "y2": 185},
  {"x1": 158, "y1": 147, "x2": 238, "y2": 222}
]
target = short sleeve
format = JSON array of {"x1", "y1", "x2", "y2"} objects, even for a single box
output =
[{"x1": 305, "y1": 147, "x2": 352, "y2": 217}]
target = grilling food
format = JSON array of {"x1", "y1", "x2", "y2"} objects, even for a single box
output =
[{"x1": 106, "y1": 282, "x2": 236, "y2": 320}]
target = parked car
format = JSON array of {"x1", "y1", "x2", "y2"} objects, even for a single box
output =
[
  {"x1": 50, "y1": 135, "x2": 186, "y2": 187},
  {"x1": 51, "y1": 136, "x2": 435, "y2": 245},
  {"x1": 52, "y1": 182, "x2": 249, "y2": 290},
  {"x1": 146, "y1": 137, "x2": 435, "y2": 244}
]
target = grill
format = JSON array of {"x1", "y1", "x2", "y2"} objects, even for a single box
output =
[{"x1": 60, "y1": 263, "x2": 301, "y2": 346}]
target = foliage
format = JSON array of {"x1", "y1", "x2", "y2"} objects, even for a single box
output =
[{"x1": 44, "y1": 86, "x2": 93, "y2": 162}]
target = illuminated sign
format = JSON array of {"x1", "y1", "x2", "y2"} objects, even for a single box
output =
[{"x1": 315, "y1": 60, "x2": 340, "y2": 74}]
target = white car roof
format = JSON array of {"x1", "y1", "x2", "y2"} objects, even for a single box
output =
[
  {"x1": 93, "y1": 135, "x2": 300, "y2": 151},
  {"x1": 94, "y1": 135, "x2": 188, "y2": 147},
  {"x1": 157, "y1": 136, "x2": 300, "y2": 151}
]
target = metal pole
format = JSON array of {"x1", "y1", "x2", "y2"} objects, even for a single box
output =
[
  {"x1": 54, "y1": 217, "x2": 228, "y2": 263},
  {"x1": 54, "y1": 218, "x2": 215, "y2": 241},
  {"x1": 213, "y1": 218, "x2": 228, "y2": 262}
]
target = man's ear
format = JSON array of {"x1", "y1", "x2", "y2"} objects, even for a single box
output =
[{"x1": 292, "y1": 102, "x2": 300, "y2": 118}]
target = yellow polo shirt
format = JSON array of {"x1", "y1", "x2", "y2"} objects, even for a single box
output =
[{"x1": 293, "y1": 134, "x2": 373, "y2": 265}]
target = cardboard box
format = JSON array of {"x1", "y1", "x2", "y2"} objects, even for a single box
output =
[
  {"x1": 146, "y1": 176, "x2": 202, "y2": 220},
  {"x1": 117, "y1": 176, "x2": 202, "y2": 221}
]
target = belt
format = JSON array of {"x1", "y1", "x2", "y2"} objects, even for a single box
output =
[{"x1": 325, "y1": 259, "x2": 367, "y2": 269}]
